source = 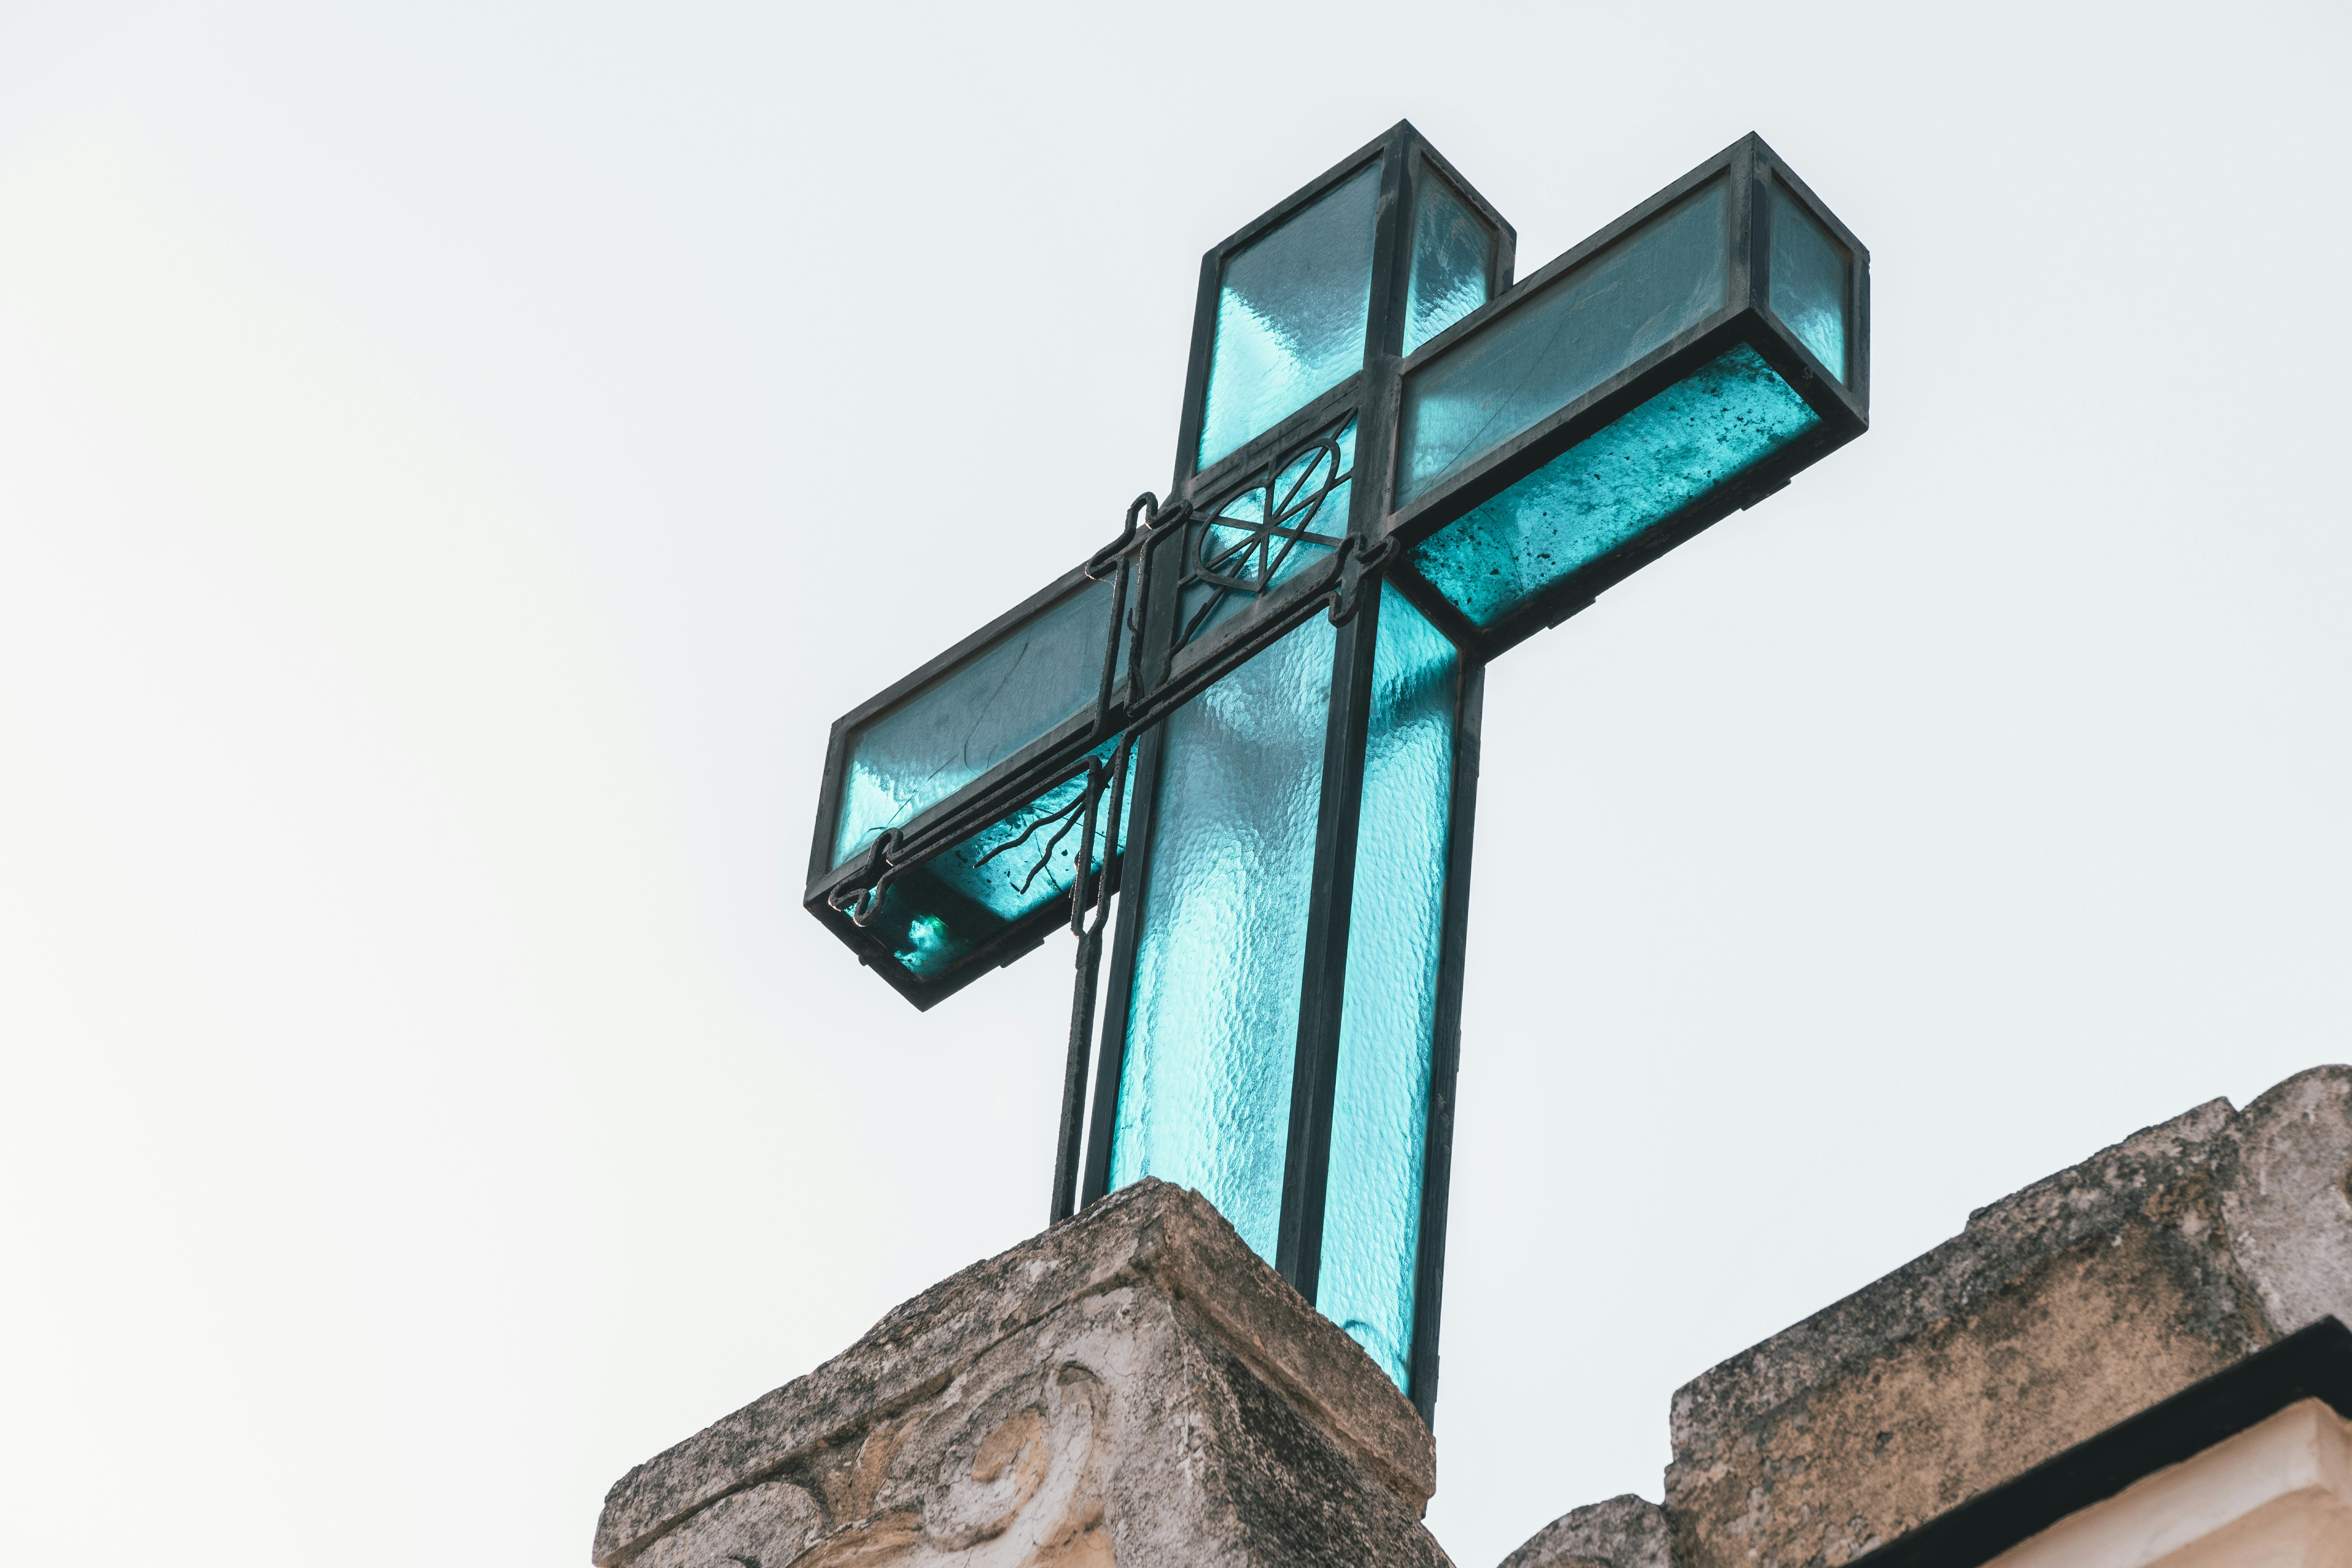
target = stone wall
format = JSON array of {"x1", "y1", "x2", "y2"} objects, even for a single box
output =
[
  {"x1": 1663, "y1": 1065, "x2": 2352, "y2": 1568},
  {"x1": 1499, "y1": 1065, "x2": 2352, "y2": 1568}
]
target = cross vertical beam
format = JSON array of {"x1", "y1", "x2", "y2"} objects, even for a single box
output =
[{"x1": 1078, "y1": 126, "x2": 1512, "y2": 1419}]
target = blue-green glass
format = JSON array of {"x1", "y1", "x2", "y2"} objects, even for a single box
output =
[
  {"x1": 1399, "y1": 183, "x2": 1727, "y2": 505},
  {"x1": 1198, "y1": 164, "x2": 1382, "y2": 471},
  {"x1": 834, "y1": 578, "x2": 1127, "y2": 868},
  {"x1": 1401, "y1": 178, "x2": 1491, "y2": 357},
  {"x1": 1316, "y1": 585, "x2": 1457, "y2": 1391},
  {"x1": 1178, "y1": 418, "x2": 1355, "y2": 651},
  {"x1": 881, "y1": 742, "x2": 1136, "y2": 980},
  {"x1": 1768, "y1": 182, "x2": 1848, "y2": 383},
  {"x1": 1409, "y1": 345, "x2": 1820, "y2": 629},
  {"x1": 1108, "y1": 614, "x2": 1339, "y2": 1260}
]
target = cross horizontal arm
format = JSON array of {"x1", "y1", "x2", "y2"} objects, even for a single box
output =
[
  {"x1": 1372, "y1": 134, "x2": 1868, "y2": 659},
  {"x1": 806, "y1": 485, "x2": 1393, "y2": 1007}
]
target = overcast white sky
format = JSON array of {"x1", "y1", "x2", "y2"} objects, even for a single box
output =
[{"x1": 3, "y1": 3, "x2": 2348, "y2": 1564}]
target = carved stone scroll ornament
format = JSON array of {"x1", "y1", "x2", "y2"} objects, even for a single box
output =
[
  {"x1": 911, "y1": 1364, "x2": 1109, "y2": 1566},
  {"x1": 635, "y1": 1363, "x2": 1109, "y2": 1568}
]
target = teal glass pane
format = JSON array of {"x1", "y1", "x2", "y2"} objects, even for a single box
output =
[
  {"x1": 880, "y1": 742, "x2": 1136, "y2": 981},
  {"x1": 1108, "y1": 614, "x2": 1339, "y2": 1260},
  {"x1": 1198, "y1": 163, "x2": 1382, "y2": 471},
  {"x1": 1401, "y1": 177, "x2": 1492, "y2": 357},
  {"x1": 1177, "y1": 417, "x2": 1355, "y2": 652},
  {"x1": 1768, "y1": 182, "x2": 1848, "y2": 383},
  {"x1": 1408, "y1": 344, "x2": 1820, "y2": 629},
  {"x1": 1398, "y1": 183, "x2": 1728, "y2": 505},
  {"x1": 833, "y1": 577, "x2": 1128, "y2": 868},
  {"x1": 1316, "y1": 585, "x2": 1457, "y2": 1391}
]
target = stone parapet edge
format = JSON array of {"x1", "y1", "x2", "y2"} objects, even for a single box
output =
[
  {"x1": 592, "y1": 1178, "x2": 1432, "y2": 1566},
  {"x1": 1666, "y1": 1094, "x2": 2244, "y2": 1469}
]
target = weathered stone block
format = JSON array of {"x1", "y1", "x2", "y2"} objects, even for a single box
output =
[
  {"x1": 1499, "y1": 1493, "x2": 1670, "y2": 1568},
  {"x1": 594, "y1": 1177, "x2": 1448, "y2": 1568},
  {"x1": 1661, "y1": 1065, "x2": 2352, "y2": 1568}
]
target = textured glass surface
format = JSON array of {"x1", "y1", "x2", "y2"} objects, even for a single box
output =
[
  {"x1": 1316, "y1": 585, "x2": 1457, "y2": 1390},
  {"x1": 881, "y1": 742, "x2": 1136, "y2": 981},
  {"x1": 1410, "y1": 345, "x2": 1819, "y2": 628},
  {"x1": 1178, "y1": 418, "x2": 1355, "y2": 651},
  {"x1": 834, "y1": 577, "x2": 1128, "y2": 868},
  {"x1": 1398, "y1": 183, "x2": 1727, "y2": 505},
  {"x1": 1401, "y1": 177, "x2": 1492, "y2": 357},
  {"x1": 1107, "y1": 615, "x2": 1339, "y2": 1260},
  {"x1": 1198, "y1": 164, "x2": 1382, "y2": 470},
  {"x1": 1768, "y1": 182, "x2": 1848, "y2": 383}
]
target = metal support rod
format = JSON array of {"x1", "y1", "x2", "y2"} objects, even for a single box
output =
[
  {"x1": 1051, "y1": 731, "x2": 1130, "y2": 1224},
  {"x1": 1052, "y1": 922, "x2": 1103, "y2": 1223}
]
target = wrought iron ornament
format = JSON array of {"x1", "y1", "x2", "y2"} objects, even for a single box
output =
[{"x1": 806, "y1": 125, "x2": 1871, "y2": 1422}]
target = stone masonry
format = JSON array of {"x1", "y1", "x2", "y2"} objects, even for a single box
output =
[
  {"x1": 1504, "y1": 1064, "x2": 2352, "y2": 1568},
  {"x1": 594, "y1": 1178, "x2": 1448, "y2": 1568}
]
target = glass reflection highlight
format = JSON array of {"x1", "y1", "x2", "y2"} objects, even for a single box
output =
[
  {"x1": 1402, "y1": 176, "x2": 1492, "y2": 357},
  {"x1": 881, "y1": 742, "x2": 1136, "y2": 980},
  {"x1": 1768, "y1": 182, "x2": 1849, "y2": 383},
  {"x1": 1198, "y1": 164, "x2": 1382, "y2": 471}
]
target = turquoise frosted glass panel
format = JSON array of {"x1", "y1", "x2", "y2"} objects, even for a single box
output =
[
  {"x1": 1108, "y1": 615, "x2": 1339, "y2": 1260},
  {"x1": 1198, "y1": 163, "x2": 1381, "y2": 470},
  {"x1": 1178, "y1": 418, "x2": 1355, "y2": 651},
  {"x1": 1410, "y1": 345, "x2": 1820, "y2": 629},
  {"x1": 833, "y1": 578, "x2": 1128, "y2": 868},
  {"x1": 1399, "y1": 183, "x2": 1727, "y2": 505},
  {"x1": 1402, "y1": 177, "x2": 1492, "y2": 357},
  {"x1": 1317, "y1": 585, "x2": 1457, "y2": 1391},
  {"x1": 1768, "y1": 182, "x2": 1849, "y2": 383},
  {"x1": 882, "y1": 742, "x2": 1136, "y2": 980}
]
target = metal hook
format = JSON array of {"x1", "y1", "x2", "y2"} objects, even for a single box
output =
[
  {"x1": 1326, "y1": 534, "x2": 1398, "y2": 625},
  {"x1": 1087, "y1": 492, "x2": 1161, "y2": 580},
  {"x1": 826, "y1": 828, "x2": 902, "y2": 928}
]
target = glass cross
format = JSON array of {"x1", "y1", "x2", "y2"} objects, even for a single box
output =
[{"x1": 805, "y1": 125, "x2": 1869, "y2": 1421}]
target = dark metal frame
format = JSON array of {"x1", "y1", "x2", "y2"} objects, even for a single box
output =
[{"x1": 805, "y1": 123, "x2": 1869, "y2": 1429}]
